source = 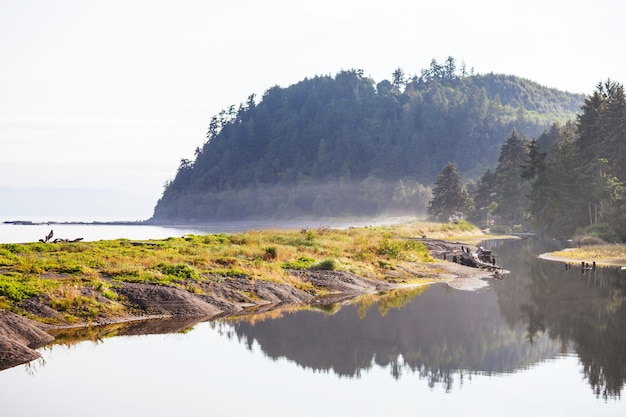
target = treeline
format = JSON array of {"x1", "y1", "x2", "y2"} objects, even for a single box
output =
[
  {"x1": 432, "y1": 80, "x2": 626, "y2": 241},
  {"x1": 151, "y1": 58, "x2": 584, "y2": 222}
]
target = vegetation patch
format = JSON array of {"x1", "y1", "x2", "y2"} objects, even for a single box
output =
[
  {"x1": 156, "y1": 263, "x2": 199, "y2": 280},
  {"x1": 546, "y1": 245, "x2": 626, "y2": 267},
  {"x1": 209, "y1": 267, "x2": 248, "y2": 277},
  {"x1": 0, "y1": 220, "x2": 484, "y2": 324},
  {"x1": 0, "y1": 274, "x2": 40, "y2": 302},
  {"x1": 312, "y1": 259, "x2": 338, "y2": 271},
  {"x1": 282, "y1": 256, "x2": 316, "y2": 270}
]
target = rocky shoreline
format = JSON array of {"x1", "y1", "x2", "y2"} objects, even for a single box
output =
[{"x1": 0, "y1": 239, "x2": 499, "y2": 371}]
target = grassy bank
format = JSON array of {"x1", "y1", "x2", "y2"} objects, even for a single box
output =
[
  {"x1": 542, "y1": 244, "x2": 626, "y2": 267},
  {"x1": 0, "y1": 219, "x2": 483, "y2": 324}
]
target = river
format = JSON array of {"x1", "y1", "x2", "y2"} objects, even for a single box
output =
[{"x1": 0, "y1": 224, "x2": 625, "y2": 416}]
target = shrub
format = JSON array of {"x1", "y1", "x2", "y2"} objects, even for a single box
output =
[
  {"x1": 453, "y1": 219, "x2": 475, "y2": 232},
  {"x1": 156, "y1": 263, "x2": 199, "y2": 280},
  {"x1": 203, "y1": 233, "x2": 231, "y2": 244},
  {"x1": 312, "y1": 259, "x2": 337, "y2": 271},
  {"x1": 282, "y1": 256, "x2": 316, "y2": 270},
  {"x1": 376, "y1": 238, "x2": 431, "y2": 261},
  {"x1": 574, "y1": 223, "x2": 619, "y2": 244},
  {"x1": 377, "y1": 238, "x2": 403, "y2": 259},
  {"x1": 263, "y1": 246, "x2": 278, "y2": 260}
]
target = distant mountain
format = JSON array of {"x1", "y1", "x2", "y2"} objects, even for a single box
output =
[{"x1": 152, "y1": 64, "x2": 585, "y2": 222}]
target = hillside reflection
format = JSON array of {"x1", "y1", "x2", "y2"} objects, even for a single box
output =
[
  {"x1": 224, "y1": 239, "x2": 626, "y2": 398},
  {"x1": 224, "y1": 283, "x2": 559, "y2": 391}
]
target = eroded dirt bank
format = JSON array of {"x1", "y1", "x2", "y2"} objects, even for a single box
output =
[{"x1": 0, "y1": 239, "x2": 498, "y2": 371}]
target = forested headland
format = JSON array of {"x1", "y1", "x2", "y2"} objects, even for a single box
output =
[{"x1": 151, "y1": 57, "x2": 608, "y2": 239}]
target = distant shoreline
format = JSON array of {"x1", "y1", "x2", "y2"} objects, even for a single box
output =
[
  {"x1": 2, "y1": 215, "x2": 418, "y2": 229},
  {"x1": 2, "y1": 220, "x2": 148, "y2": 226}
]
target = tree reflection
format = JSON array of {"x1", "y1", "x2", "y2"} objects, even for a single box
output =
[
  {"x1": 220, "y1": 239, "x2": 626, "y2": 399},
  {"x1": 224, "y1": 279, "x2": 559, "y2": 391},
  {"x1": 520, "y1": 303, "x2": 545, "y2": 344},
  {"x1": 492, "y1": 239, "x2": 626, "y2": 400}
]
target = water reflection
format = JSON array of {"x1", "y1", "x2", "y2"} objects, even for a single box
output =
[
  {"x1": 495, "y1": 239, "x2": 626, "y2": 400},
  {"x1": 225, "y1": 284, "x2": 559, "y2": 392},
  {"x1": 221, "y1": 239, "x2": 626, "y2": 399},
  {"x1": 6, "y1": 239, "x2": 626, "y2": 404}
]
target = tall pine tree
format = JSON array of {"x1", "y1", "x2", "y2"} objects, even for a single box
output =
[
  {"x1": 428, "y1": 162, "x2": 470, "y2": 221},
  {"x1": 493, "y1": 130, "x2": 530, "y2": 224}
]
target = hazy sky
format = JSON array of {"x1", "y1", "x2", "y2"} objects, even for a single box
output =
[{"x1": 1, "y1": 0, "x2": 624, "y2": 218}]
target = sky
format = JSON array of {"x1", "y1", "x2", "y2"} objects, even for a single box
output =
[{"x1": 1, "y1": 0, "x2": 625, "y2": 219}]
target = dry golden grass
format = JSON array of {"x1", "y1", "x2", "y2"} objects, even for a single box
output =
[{"x1": 545, "y1": 244, "x2": 626, "y2": 267}]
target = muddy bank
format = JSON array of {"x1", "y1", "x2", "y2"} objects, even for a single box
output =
[{"x1": 0, "y1": 239, "x2": 498, "y2": 371}]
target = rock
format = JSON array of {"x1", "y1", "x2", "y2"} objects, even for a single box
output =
[{"x1": 0, "y1": 310, "x2": 54, "y2": 371}]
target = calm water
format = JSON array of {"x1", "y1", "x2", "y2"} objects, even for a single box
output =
[
  {"x1": 1, "y1": 228, "x2": 625, "y2": 416},
  {"x1": 0, "y1": 216, "x2": 401, "y2": 244},
  {"x1": 0, "y1": 216, "x2": 290, "y2": 243}
]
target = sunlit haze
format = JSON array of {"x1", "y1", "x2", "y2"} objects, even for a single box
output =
[{"x1": 1, "y1": 0, "x2": 624, "y2": 219}]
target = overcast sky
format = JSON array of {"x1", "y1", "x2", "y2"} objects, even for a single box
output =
[{"x1": 1, "y1": 0, "x2": 624, "y2": 218}]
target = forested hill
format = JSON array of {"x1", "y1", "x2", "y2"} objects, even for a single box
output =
[{"x1": 152, "y1": 63, "x2": 584, "y2": 222}]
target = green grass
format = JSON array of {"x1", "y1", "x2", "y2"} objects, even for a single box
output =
[
  {"x1": 0, "y1": 274, "x2": 40, "y2": 302},
  {"x1": 0, "y1": 220, "x2": 484, "y2": 322}
]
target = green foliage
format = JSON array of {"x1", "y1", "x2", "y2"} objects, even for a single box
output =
[
  {"x1": 453, "y1": 219, "x2": 475, "y2": 232},
  {"x1": 54, "y1": 262, "x2": 84, "y2": 275},
  {"x1": 312, "y1": 259, "x2": 338, "y2": 271},
  {"x1": 377, "y1": 238, "x2": 430, "y2": 261},
  {"x1": 263, "y1": 246, "x2": 278, "y2": 260},
  {"x1": 282, "y1": 256, "x2": 316, "y2": 270},
  {"x1": 151, "y1": 62, "x2": 583, "y2": 222},
  {"x1": 574, "y1": 223, "x2": 620, "y2": 244},
  {"x1": 378, "y1": 260, "x2": 395, "y2": 270},
  {"x1": 156, "y1": 263, "x2": 199, "y2": 280},
  {"x1": 0, "y1": 274, "x2": 39, "y2": 302},
  {"x1": 202, "y1": 233, "x2": 231, "y2": 245},
  {"x1": 209, "y1": 267, "x2": 248, "y2": 277},
  {"x1": 493, "y1": 130, "x2": 531, "y2": 224},
  {"x1": 109, "y1": 269, "x2": 155, "y2": 284},
  {"x1": 428, "y1": 163, "x2": 471, "y2": 221},
  {"x1": 0, "y1": 248, "x2": 18, "y2": 266}
]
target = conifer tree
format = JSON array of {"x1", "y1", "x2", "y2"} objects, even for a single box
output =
[
  {"x1": 527, "y1": 131, "x2": 586, "y2": 236},
  {"x1": 470, "y1": 169, "x2": 497, "y2": 225},
  {"x1": 493, "y1": 130, "x2": 530, "y2": 224},
  {"x1": 428, "y1": 162, "x2": 470, "y2": 221}
]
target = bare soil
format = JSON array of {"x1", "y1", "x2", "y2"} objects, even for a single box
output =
[{"x1": 0, "y1": 239, "x2": 499, "y2": 371}]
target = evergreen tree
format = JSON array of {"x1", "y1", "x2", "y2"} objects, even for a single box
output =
[
  {"x1": 469, "y1": 169, "x2": 497, "y2": 225},
  {"x1": 520, "y1": 83, "x2": 626, "y2": 238},
  {"x1": 428, "y1": 162, "x2": 470, "y2": 221},
  {"x1": 521, "y1": 138, "x2": 546, "y2": 180},
  {"x1": 493, "y1": 130, "x2": 530, "y2": 224},
  {"x1": 527, "y1": 131, "x2": 587, "y2": 236}
]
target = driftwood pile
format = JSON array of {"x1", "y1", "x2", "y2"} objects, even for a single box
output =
[
  {"x1": 421, "y1": 239, "x2": 505, "y2": 278},
  {"x1": 38, "y1": 229, "x2": 83, "y2": 244},
  {"x1": 453, "y1": 246, "x2": 500, "y2": 270}
]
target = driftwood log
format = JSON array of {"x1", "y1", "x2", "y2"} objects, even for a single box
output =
[{"x1": 38, "y1": 230, "x2": 83, "y2": 243}]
